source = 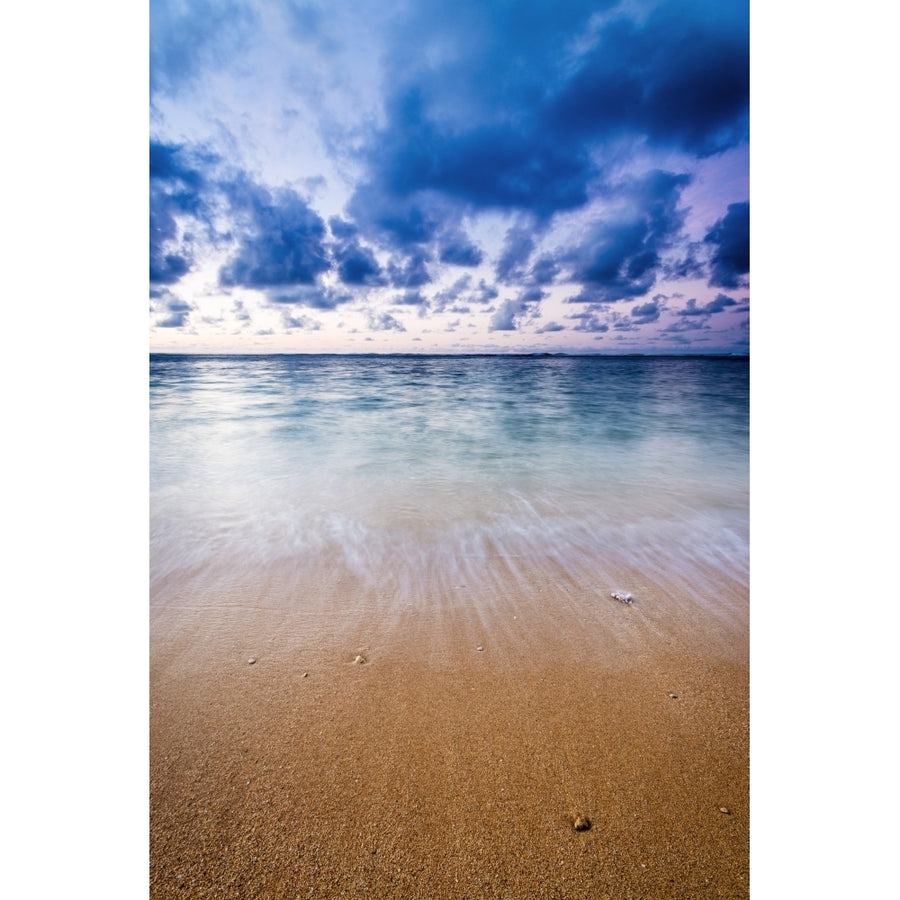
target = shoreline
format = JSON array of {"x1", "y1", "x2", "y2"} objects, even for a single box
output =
[{"x1": 150, "y1": 558, "x2": 748, "y2": 898}]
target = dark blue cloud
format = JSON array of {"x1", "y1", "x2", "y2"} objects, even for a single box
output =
[
  {"x1": 334, "y1": 241, "x2": 384, "y2": 285},
  {"x1": 438, "y1": 228, "x2": 483, "y2": 267},
  {"x1": 488, "y1": 289, "x2": 543, "y2": 332},
  {"x1": 612, "y1": 314, "x2": 639, "y2": 333},
  {"x1": 496, "y1": 224, "x2": 536, "y2": 283},
  {"x1": 663, "y1": 244, "x2": 706, "y2": 281},
  {"x1": 548, "y1": 2, "x2": 749, "y2": 156},
  {"x1": 149, "y1": 141, "x2": 211, "y2": 190},
  {"x1": 327, "y1": 216, "x2": 386, "y2": 286},
  {"x1": 152, "y1": 292, "x2": 194, "y2": 328},
  {"x1": 346, "y1": 0, "x2": 747, "y2": 259},
  {"x1": 564, "y1": 171, "x2": 691, "y2": 302},
  {"x1": 328, "y1": 216, "x2": 359, "y2": 240},
  {"x1": 569, "y1": 310, "x2": 609, "y2": 333},
  {"x1": 355, "y1": 88, "x2": 593, "y2": 231},
  {"x1": 386, "y1": 249, "x2": 432, "y2": 288},
  {"x1": 531, "y1": 255, "x2": 560, "y2": 286},
  {"x1": 347, "y1": 184, "x2": 442, "y2": 248},
  {"x1": 386, "y1": 0, "x2": 616, "y2": 124},
  {"x1": 488, "y1": 299, "x2": 528, "y2": 332},
  {"x1": 150, "y1": 248, "x2": 192, "y2": 286},
  {"x1": 218, "y1": 176, "x2": 331, "y2": 289},
  {"x1": 662, "y1": 317, "x2": 708, "y2": 334},
  {"x1": 678, "y1": 293, "x2": 738, "y2": 316},
  {"x1": 381, "y1": 92, "x2": 594, "y2": 216},
  {"x1": 395, "y1": 290, "x2": 428, "y2": 307},
  {"x1": 149, "y1": 140, "x2": 219, "y2": 285},
  {"x1": 268, "y1": 286, "x2": 352, "y2": 309},
  {"x1": 471, "y1": 280, "x2": 499, "y2": 304},
  {"x1": 519, "y1": 287, "x2": 546, "y2": 305},
  {"x1": 705, "y1": 202, "x2": 749, "y2": 288},
  {"x1": 630, "y1": 300, "x2": 662, "y2": 325}
]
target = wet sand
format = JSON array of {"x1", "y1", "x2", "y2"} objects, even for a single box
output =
[{"x1": 150, "y1": 558, "x2": 748, "y2": 899}]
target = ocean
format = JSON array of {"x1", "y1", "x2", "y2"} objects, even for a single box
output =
[
  {"x1": 150, "y1": 354, "x2": 748, "y2": 624},
  {"x1": 150, "y1": 354, "x2": 749, "y2": 624}
]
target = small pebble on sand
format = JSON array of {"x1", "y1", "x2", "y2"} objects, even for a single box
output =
[
  {"x1": 354, "y1": 655, "x2": 367, "y2": 664},
  {"x1": 669, "y1": 692, "x2": 678, "y2": 699},
  {"x1": 719, "y1": 806, "x2": 731, "y2": 815},
  {"x1": 573, "y1": 815, "x2": 591, "y2": 832},
  {"x1": 610, "y1": 591, "x2": 634, "y2": 604},
  {"x1": 476, "y1": 646, "x2": 484, "y2": 651},
  {"x1": 248, "y1": 658, "x2": 256, "y2": 665},
  {"x1": 302, "y1": 672, "x2": 309, "y2": 678}
]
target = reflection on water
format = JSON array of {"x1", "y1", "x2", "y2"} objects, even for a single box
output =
[{"x1": 151, "y1": 355, "x2": 748, "y2": 598}]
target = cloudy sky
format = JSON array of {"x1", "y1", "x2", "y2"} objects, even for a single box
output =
[{"x1": 150, "y1": 0, "x2": 749, "y2": 354}]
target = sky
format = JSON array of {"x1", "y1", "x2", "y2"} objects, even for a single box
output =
[{"x1": 150, "y1": 0, "x2": 749, "y2": 354}]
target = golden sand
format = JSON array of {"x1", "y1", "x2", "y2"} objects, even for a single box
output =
[{"x1": 150, "y1": 560, "x2": 748, "y2": 898}]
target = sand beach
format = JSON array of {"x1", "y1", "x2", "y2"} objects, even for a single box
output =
[{"x1": 150, "y1": 555, "x2": 748, "y2": 899}]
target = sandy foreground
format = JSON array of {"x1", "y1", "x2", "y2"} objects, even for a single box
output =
[{"x1": 150, "y1": 555, "x2": 748, "y2": 899}]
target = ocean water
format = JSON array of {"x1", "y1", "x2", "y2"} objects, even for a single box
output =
[{"x1": 150, "y1": 354, "x2": 748, "y2": 607}]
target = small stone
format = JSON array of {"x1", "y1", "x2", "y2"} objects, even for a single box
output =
[
  {"x1": 669, "y1": 692, "x2": 678, "y2": 699},
  {"x1": 302, "y1": 672, "x2": 309, "y2": 678},
  {"x1": 719, "y1": 806, "x2": 731, "y2": 815},
  {"x1": 248, "y1": 658, "x2": 256, "y2": 665},
  {"x1": 573, "y1": 815, "x2": 591, "y2": 832},
  {"x1": 611, "y1": 591, "x2": 634, "y2": 604},
  {"x1": 353, "y1": 655, "x2": 367, "y2": 664},
  {"x1": 476, "y1": 646, "x2": 484, "y2": 652}
]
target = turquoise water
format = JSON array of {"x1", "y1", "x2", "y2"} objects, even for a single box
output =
[{"x1": 150, "y1": 354, "x2": 748, "y2": 600}]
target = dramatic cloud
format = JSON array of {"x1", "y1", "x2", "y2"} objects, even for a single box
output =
[
  {"x1": 496, "y1": 223, "x2": 537, "y2": 284},
  {"x1": 705, "y1": 202, "x2": 750, "y2": 288},
  {"x1": 630, "y1": 300, "x2": 662, "y2": 325},
  {"x1": 548, "y1": 1, "x2": 749, "y2": 156},
  {"x1": 218, "y1": 176, "x2": 331, "y2": 289},
  {"x1": 386, "y1": 250, "x2": 433, "y2": 289},
  {"x1": 570, "y1": 310, "x2": 610, "y2": 334},
  {"x1": 438, "y1": 228, "x2": 484, "y2": 267},
  {"x1": 333, "y1": 240, "x2": 384, "y2": 286},
  {"x1": 268, "y1": 286, "x2": 353, "y2": 310},
  {"x1": 678, "y1": 293, "x2": 738, "y2": 316},
  {"x1": 149, "y1": 141, "x2": 216, "y2": 285},
  {"x1": 563, "y1": 171, "x2": 691, "y2": 302},
  {"x1": 150, "y1": 1, "x2": 749, "y2": 353},
  {"x1": 489, "y1": 289, "x2": 544, "y2": 332},
  {"x1": 151, "y1": 289, "x2": 195, "y2": 328},
  {"x1": 489, "y1": 299, "x2": 530, "y2": 332},
  {"x1": 362, "y1": 92, "x2": 595, "y2": 218}
]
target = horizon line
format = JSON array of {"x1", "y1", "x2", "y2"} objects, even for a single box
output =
[{"x1": 150, "y1": 350, "x2": 749, "y2": 359}]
